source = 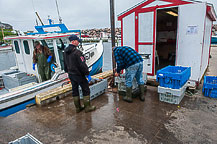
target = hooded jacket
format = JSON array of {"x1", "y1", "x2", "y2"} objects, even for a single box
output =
[
  {"x1": 64, "y1": 44, "x2": 89, "y2": 76},
  {"x1": 33, "y1": 45, "x2": 52, "y2": 64}
]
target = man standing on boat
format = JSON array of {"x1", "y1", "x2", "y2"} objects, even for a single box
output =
[
  {"x1": 64, "y1": 34, "x2": 96, "y2": 113},
  {"x1": 113, "y1": 46, "x2": 145, "y2": 103},
  {"x1": 33, "y1": 41, "x2": 52, "y2": 82}
]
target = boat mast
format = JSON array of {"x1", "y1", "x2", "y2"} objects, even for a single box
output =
[{"x1": 55, "y1": 0, "x2": 62, "y2": 24}]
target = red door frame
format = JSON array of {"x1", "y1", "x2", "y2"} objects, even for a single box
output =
[
  {"x1": 134, "y1": 3, "x2": 189, "y2": 76},
  {"x1": 135, "y1": 7, "x2": 157, "y2": 76}
]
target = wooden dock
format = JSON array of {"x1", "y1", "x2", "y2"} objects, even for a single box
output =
[{"x1": 35, "y1": 70, "x2": 113, "y2": 105}]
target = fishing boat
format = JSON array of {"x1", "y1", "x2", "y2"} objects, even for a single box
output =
[{"x1": 0, "y1": 22, "x2": 103, "y2": 117}]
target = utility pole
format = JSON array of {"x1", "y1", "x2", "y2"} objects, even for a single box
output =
[
  {"x1": 110, "y1": 0, "x2": 115, "y2": 47},
  {"x1": 110, "y1": 0, "x2": 116, "y2": 87}
]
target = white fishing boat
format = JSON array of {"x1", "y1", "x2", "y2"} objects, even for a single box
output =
[{"x1": 0, "y1": 22, "x2": 103, "y2": 117}]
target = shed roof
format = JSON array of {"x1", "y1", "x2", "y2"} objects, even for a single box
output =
[{"x1": 118, "y1": 0, "x2": 216, "y2": 21}]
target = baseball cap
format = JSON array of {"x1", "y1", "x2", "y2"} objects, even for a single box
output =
[{"x1": 68, "y1": 34, "x2": 82, "y2": 42}]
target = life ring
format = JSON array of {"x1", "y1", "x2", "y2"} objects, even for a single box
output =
[{"x1": 51, "y1": 63, "x2": 57, "y2": 72}]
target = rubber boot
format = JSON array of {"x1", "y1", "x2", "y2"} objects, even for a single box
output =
[
  {"x1": 139, "y1": 84, "x2": 145, "y2": 101},
  {"x1": 73, "y1": 96, "x2": 84, "y2": 113},
  {"x1": 83, "y1": 95, "x2": 96, "y2": 113},
  {"x1": 123, "y1": 87, "x2": 133, "y2": 103}
]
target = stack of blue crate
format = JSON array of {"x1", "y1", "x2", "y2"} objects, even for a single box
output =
[
  {"x1": 203, "y1": 76, "x2": 217, "y2": 98},
  {"x1": 157, "y1": 66, "x2": 191, "y2": 104}
]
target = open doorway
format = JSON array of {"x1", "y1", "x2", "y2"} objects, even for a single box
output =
[{"x1": 155, "y1": 7, "x2": 178, "y2": 73}]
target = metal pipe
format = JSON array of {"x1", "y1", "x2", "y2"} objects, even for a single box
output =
[
  {"x1": 110, "y1": 0, "x2": 116, "y2": 87},
  {"x1": 110, "y1": 0, "x2": 115, "y2": 47},
  {"x1": 55, "y1": 0, "x2": 62, "y2": 24},
  {"x1": 35, "y1": 12, "x2": 44, "y2": 26}
]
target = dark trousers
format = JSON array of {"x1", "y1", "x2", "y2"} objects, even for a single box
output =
[{"x1": 69, "y1": 74, "x2": 90, "y2": 97}]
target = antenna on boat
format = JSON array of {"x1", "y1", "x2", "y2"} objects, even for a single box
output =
[
  {"x1": 35, "y1": 12, "x2": 44, "y2": 26},
  {"x1": 55, "y1": 0, "x2": 62, "y2": 24},
  {"x1": 32, "y1": 0, "x2": 44, "y2": 26},
  {"x1": 48, "y1": 15, "x2": 53, "y2": 25},
  {"x1": 36, "y1": 19, "x2": 38, "y2": 26}
]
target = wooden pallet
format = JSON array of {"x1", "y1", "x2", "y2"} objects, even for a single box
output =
[
  {"x1": 35, "y1": 70, "x2": 111, "y2": 105},
  {"x1": 92, "y1": 70, "x2": 113, "y2": 79}
]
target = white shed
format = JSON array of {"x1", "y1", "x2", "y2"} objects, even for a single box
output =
[{"x1": 118, "y1": 0, "x2": 217, "y2": 86}]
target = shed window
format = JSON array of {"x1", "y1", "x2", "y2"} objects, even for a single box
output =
[
  {"x1": 14, "y1": 41, "x2": 20, "y2": 54},
  {"x1": 23, "y1": 40, "x2": 30, "y2": 54}
]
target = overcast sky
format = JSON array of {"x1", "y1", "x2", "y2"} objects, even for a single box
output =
[{"x1": 0, "y1": 0, "x2": 216, "y2": 31}]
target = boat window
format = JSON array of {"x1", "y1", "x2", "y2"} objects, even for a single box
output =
[
  {"x1": 90, "y1": 52, "x2": 94, "y2": 57},
  {"x1": 23, "y1": 40, "x2": 30, "y2": 55},
  {"x1": 85, "y1": 52, "x2": 90, "y2": 60},
  {"x1": 56, "y1": 39, "x2": 66, "y2": 50},
  {"x1": 14, "y1": 41, "x2": 20, "y2": 54},
  {"x1": 41, "y1": 40, "x2": 49, "y2": 48}
]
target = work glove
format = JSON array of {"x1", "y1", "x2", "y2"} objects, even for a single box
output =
[
  {"x1": 86, "y1": 75, "x2": 92, "y2": 82},
  {"x1": 47, "y1": 56, "x2": 52, "y2": 63},
  {"x1": 33, "y1": 63, "x2": 36, "y2": 71}
]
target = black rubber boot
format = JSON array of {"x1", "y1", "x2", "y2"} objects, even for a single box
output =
[
  {"x1": 83, "y1": 95, "x2": 96, "y2": 113},
  {"x1": 139, "y1": 84, "x2": 145, "y2": 101},
  {"x1": 73, "y1": 96, "x2": 84, "y2": 113},
  {"x1": 123, "y1": 87, "x2": 133, "y2": 103}
]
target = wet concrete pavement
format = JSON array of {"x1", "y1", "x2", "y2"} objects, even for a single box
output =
[{"x1": 1, "y1": 47, "x2": 217, "y2": 144}]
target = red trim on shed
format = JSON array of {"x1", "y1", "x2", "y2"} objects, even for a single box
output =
[
  {"x1": 121, "y1": 19, "x2": 123, "y2": 46},
  {"x1": 118, "y1": 0, "x2": 155, "y2": 20},
  {"x1": 152, "y1": 9, "x2": 156, "y2": 76},
  {"x1": 135, "y1": 12, "x2": 139, "y2": 51},
  {"x1": 207, "y1": 6, "x2": 216, "y2": 21},
  {"x1": 163, "y1": 0, "x2": 191, "y2": 5},
  {"x1": 135, "y1": 7, "x2": 157, "y2": 76},
  {"x1": 118, "y1": 0, "x2": 192, "y2": 21},
  {"x1": 138, "y1": 42, "x2": 154, "y2": 45}
]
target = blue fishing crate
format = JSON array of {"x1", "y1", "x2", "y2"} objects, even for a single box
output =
[
  {"x1": 156, "y1": 66, "x2": 191, "y2": 89},
  {"x1": 202, "y1": 76, "x2": 217, "y2": 98}
]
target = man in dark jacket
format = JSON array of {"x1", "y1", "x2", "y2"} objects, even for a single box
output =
[
  {"x1": 64, "y1": 34, "x2": 96, "y2": 113},
  {"x1": 113, "y1": 46, "x2": 145, "y2": 103}
]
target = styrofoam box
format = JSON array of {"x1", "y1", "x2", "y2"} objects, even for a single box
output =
[
  {"x1": 158, "y1": 83, "x2": 187, "y2": 104},
  {"x1": 79, "y1": 79, "x2": 108, "y2": 100},
  {"x1": 159, "y1": 92, "x2": 185, "y2": 105}
]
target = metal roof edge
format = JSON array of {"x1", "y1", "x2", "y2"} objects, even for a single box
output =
[
  {"x1": 117, "y1": 0, "x2": 148, "y2": 18},
  {"x1": 117, "y1": 0, "x2": 216, "y2": 19}
]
